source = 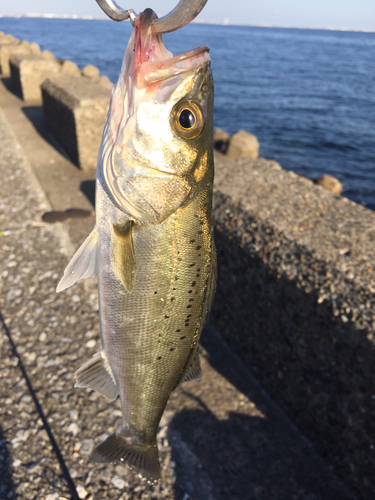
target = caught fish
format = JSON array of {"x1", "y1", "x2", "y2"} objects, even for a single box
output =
[{"x1": 57, "y1": 4, "x2": 215, "y2": 482}]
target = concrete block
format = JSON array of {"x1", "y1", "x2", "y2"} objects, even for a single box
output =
[
  {"x1": 315, "y1": 174, "x2": 343, "y2": 195},
  {"x1": 0, "y1": 33, "x2": 18, "y2": 44},
  {"x1": 81, "y1": 64, "x2": 100, "y2": 83},
  {"x1": 42, "y1": 76, "x2": 111, "y2": 170},
  {"x1": 0, "y1": 42, "x2": 30, "y2": 76},
  {"x1": 226, "y1": 129, "x2": 260, "y2": 159},
  {"x1": 10, "y1": 54, "x2": 61, "y2": 104},
  {"x1": 98, "y1": 75, "x2": 113, "y2": 90},
  {"x1": 60, "y1": 59, "x2": 81, "y2": 77}
]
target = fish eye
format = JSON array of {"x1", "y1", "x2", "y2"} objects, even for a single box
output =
[
  {"x1": 171, "y1": 101, "x2": 205, "y2": 140},
  {"x1": 179, "y1": 109, "x2": 195, "y2": 129}
]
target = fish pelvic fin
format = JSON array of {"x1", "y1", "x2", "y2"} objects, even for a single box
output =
[
  {"x1": 90, "y1": 433, "x2": 160, "y2": 483},
  {"x1": 74, "y1": 351, "x2": 118, "y2": 401},
  {"x1": 56, "y1": 228, "x2": 98, "y2": 292},
  {"x1": 112, "y1": 221, "x2": 136, "y2": 292}
]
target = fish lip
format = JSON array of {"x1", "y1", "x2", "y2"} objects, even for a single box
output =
[
  {"x1": 167, "y1": 44, "x2": 210, "y2": 64},
  {"x1": 139, "y1": 45, "x2": 211, "y2": 86}
]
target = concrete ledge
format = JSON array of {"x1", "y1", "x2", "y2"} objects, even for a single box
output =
[
  {"x1": 0, "y1": 43, "x2": 31, "y2": 77},
  {"x1": 10, "y1": 54, "x2": 61, "y2": 104},
  {"x1": 212, "y1": 157, "x2": 375, "y2": 499},
  {"x1": 41, "y1": 76, "x2": 111, "y2": 170}
]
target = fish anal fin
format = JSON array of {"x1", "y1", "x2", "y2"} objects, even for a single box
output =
[
  {"x1": 181, "y1": 348, "x2": 202, "y2": 384},
  {"x1": 56, "y1": 228, "x2": 98, "y2": 293},
  {"x1": 112, "y1": 221, "x2": 136, "y2": 292},
  {"x1": 90, "y1": 433, "x2": 160, "y2": 483},
  {"x1": 74, "y1": 352, "x2": 118, "y2": 401}
]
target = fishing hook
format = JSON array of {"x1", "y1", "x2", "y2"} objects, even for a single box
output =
[{"x1": 95, "y1": 0, "x2": 208, "y2": 33}]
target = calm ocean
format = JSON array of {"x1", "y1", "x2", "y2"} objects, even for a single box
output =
[{"x1": 1, "y1": 17, "x2": 374, "y2": 209}]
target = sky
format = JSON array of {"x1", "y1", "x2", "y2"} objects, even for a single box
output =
[{"x1": 0, "y1": 0, "x2": 374, "y2": 31}]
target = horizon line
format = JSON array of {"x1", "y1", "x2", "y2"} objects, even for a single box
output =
[{"x1": 0, "y1": 13, "x2": 374, "y2": 34}]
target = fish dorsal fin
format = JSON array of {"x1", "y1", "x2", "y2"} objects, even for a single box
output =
[
  {"x1": 112, "y1": 220, "x2": 136, "y2": 292},
  {"x1": 74, "y1": 351, "x2": 118, "y2": 401},
  {"x1": 56, "y1": 228, "x2": 98, "y2": 292},
  {"x1": 181, "y1": 348, "x2": 202, "y2": 384}
]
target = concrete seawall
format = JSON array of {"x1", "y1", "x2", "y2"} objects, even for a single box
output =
[{"x1": 212, "y1": 156, "x2": 375, "y2": 499}]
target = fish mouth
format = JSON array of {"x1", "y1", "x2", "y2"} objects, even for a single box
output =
[
  {"x1": 139, "y1": 45, "x2": 210, "y2": 87},
  {"x1": 132, "y1": 11, "x2": 210, "y2": 88}
]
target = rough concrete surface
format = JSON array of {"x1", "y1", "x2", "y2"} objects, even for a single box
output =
[
  {"x1": 0, "y1": 43, "x2": 30, "y2": 77},
  {"x1": 0, "y1": 77, "x2": 358, "y2": 500},
  {"x1": 212, "y1": 156, "x2": 375, "y2": 499},
  {"x1": 10, "y1": 54, "x2": 61, "y2": 104},
  {"x1": 42, "y1": 76, "x2": 111, "y2": 171}
]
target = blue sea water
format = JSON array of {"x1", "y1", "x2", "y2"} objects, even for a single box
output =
[{"x1": 1, "y1": 17, "x2": 374, "y2": 209}]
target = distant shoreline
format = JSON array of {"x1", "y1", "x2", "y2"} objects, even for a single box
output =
[{"x1": 0, "y1": 14, "x2": 374, "y2": 33}]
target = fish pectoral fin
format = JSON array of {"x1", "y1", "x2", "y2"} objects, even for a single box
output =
[
  {"x1": 56, "y1": 228, "x2": 98, "y2": 292},
  {"x1": 112, "y1": 221, "x2": 136, "y2": 292},
  {"x1": 74, "y1": 351, "x2": 118, "y2": 401},
  {"x1": 90, "y1": 433, "x2": 160, "y2": 483},
  {"x1": 181, "y1": 348, "x2": 202, "y2": 384}
]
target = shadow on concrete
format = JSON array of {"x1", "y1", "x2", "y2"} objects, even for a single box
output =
[
  {"x1": 21, "y1": 106, "x2": 72, "y2": 162},
  {"x1": 0, "y1": 425, "x2": 15, "y2": 498},
  {"x1": 1, "y1": 76, "x2": 19, "y2": 98},
  {"x1": 209, "y1": 219, "x2": 375, "y2": 499},
  {"x1": 166, "y1": 324, "x2": 357, "y2": 500},
  {"x1": 80, "y1": 180, "x2": 96, "y2": 207},
  {"x1": 169, "y1": 406, "x2": 352, "y2": 500}
]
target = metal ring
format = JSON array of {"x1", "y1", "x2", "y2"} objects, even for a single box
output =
[
  {"x1": 95, "y1": 0, "x2": 208, "y2": 32},
  {"x1": 95, "y1": 0, "x2": 133, "y2": 22}
]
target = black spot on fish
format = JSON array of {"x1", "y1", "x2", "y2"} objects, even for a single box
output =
[
  {"x1": 192, "y1": 281, "x2": 196, "y2": 287},
  {"x1": 180, "y1": 336, "x2": 186, "y2": 340},
  {"x1": 196, "y1": 274, "x2": 200, "y2": 278},
  {"x1": 190, "y1": 239, "x2": 196, "y2": 243},
  {"x1": 154, "y1": 291, "x2": 158, "y2": 294},
  {"x1": 189, "y1": 299, "x2": 194, "y2": 302},
  {"x1": 187, "y1": 314, "x2": 192, "y2": 318},
  {"x1": 196, "y1": 246, "x2": 201, "y2": 250},
  {"x1": 189, "y1": 263, "x2": 196, "y2": 268},
  {"x1": 171, "y1": 297, "x2": 175, "y2": 302},
  {"x1": 176, "y1": 329, "x2": 181, "y2": 332},
  {"x1": 187, "y1": 305, "x2": 192, "y2": 309},
  {"x1": 198, "y1": 230, "x2": 203, "y2": 235},
  {"x1": 170, "y1": 348, "x2": 174, "y2": 351},
  {"x1": 165, "y1": 315, "x2": 170, "y2": 319},
  {"x1": 157, "y1": 356, "x2": 162, "y2": 360},
  {"x1": 188, "y1": 290, "x2": 193, "y2": 294}
]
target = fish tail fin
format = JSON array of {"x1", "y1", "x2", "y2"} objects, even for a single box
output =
[{"x1": 90, "y1": 433, "x2": 160, "y2": 482}]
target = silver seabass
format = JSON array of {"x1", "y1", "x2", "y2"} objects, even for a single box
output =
[{"x1": 57, "y1": 9, "x2": 215, "y2": 481}]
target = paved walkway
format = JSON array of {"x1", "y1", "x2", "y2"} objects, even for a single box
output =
[{"x1": 0, "y1": 78, "x2": 358, "y2": 500}]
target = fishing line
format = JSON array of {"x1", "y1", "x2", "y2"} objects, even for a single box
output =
[{"x1": 0, "y1": 311, "x2": 80, "y2": 500}]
